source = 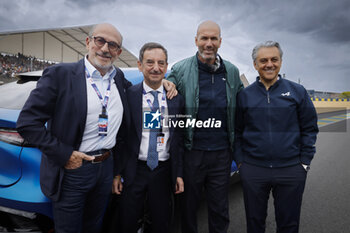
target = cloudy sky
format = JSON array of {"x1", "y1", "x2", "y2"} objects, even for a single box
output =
[{"x1": 1, "y1": 0, "x2": 349, "y2": 93}]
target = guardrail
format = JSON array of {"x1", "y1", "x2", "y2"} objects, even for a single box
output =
[{"x1": 311, "y1": 98, "x2": 350, "y2": 102}]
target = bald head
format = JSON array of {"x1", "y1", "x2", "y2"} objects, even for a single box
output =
[
  {"x1": 86, "y1": 23, "x2": 123, "y2": 76},
  {"x1": 195, "y1": 20, "x2": 222, "y2": 64},
  {"x1": 89, "y1": 23, "x2": 123, "y2": 46},
  {"x1": 196, "y1": 20, "x2": 221, "y2": 37}
]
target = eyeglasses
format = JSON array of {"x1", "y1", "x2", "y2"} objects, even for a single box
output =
[{"x1": 90, "y1": 36, "x2": 121, "y2": 52}]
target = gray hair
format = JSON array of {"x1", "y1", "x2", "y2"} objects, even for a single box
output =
[
  {"x1": 139, "y1": 42, "x2": 168, "y2": 63},
  {"x1": 252, "y1": 41, "x2": 283, "y2": 62}
]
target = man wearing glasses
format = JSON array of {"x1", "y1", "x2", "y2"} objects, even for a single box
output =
[{"x1": 17, "y1": 23, "x2": 175, "y2": 233}]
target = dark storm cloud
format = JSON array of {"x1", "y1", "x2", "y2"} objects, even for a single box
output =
[
  {"x1": 0, "y1": 0, "x2": 69, "y2": 31},
  {"x1": 242, "y1": 0, "x2": 350, "y2": 44},
  {"x1": 0, "y1": 15, "x2": 13, "y2": 32},
  {"x1": 192, "y1": 0, "x2": 350, "y2": 44},
  {"x1": 0, "y1": 1, "x2": 21, "y2": 30},
  {"x1": 64, "y1": 0, "x2": 170, "y2": 9},
  {"x1": 271, "y1": 1, "x2": 350, "y2": 43},
  {"x1": 0, "y1": 0, "x2": 349, "y2": 92},
  {"x1": 309, "y1": 14, "x2": 350, "y2": 43},
  {"x1": 64, "y1": 0, "x2": 115, "y2": 8}
]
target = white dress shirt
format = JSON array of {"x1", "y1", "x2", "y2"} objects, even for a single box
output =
[
  {"x1": 138, "y1": 81, "x2": 170, "y2": 161},
  {"x1": 79, "y1": 56, "x2": 123, "y2": 152}
]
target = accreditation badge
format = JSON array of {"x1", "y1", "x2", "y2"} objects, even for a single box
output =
[
  {"x1": 156, "y1": 133, "x2": 165, "y2": 152},
  {"x1": 98, "y1": 113, "x2": 108, "y2": 136}
]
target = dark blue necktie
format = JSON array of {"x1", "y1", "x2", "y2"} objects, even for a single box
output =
[{"x1": 147, "y1": 91, "x2": 159, "y2": 170}]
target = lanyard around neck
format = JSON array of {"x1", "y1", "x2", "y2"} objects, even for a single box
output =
[
  {"x1": 85, "y1": 67, "x2": 112, "y2": 110},
  {"x1": 143, "y1": 89, "x2": 166, "y2": 118}
]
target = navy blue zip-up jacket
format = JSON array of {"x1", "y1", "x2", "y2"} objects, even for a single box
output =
[{"x1": 234, "y1": 76, "x2": 318, "y2": 168}]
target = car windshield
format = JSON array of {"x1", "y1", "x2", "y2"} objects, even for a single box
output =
[{"x1": 0, "y1": 81, "x2": 37, "y2": 110}]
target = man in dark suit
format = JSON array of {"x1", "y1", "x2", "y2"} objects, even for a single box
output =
[
  {"x1": 116, "y1": 42, "x2": 184, "y2": 233},
  {"x1": 17, "y1": 24, "x2": 177, "y2": 233},
  {"x1": 16, "y1": 23, "x2": 130, "y2": 233}
]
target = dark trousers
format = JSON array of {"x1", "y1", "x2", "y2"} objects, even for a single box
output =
[
  {"x1": 120, "y1": 160, "x2": 172, "y2": 233},
  {"x1": 239, "y1": 163, "x2": 307, "y2": 233},
  {"x1": 52, "y1": 156, "x2": 113, "y2": 233},
  {"x1": 181, "y1": 149, "x2": 231, "y2": 233}
]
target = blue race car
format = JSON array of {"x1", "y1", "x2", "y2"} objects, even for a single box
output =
[{"x1": 0, "y1": 68, "x2": 239, "y2": 232}]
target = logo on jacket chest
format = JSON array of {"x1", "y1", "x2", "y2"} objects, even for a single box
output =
[{"x1": 281, "y1": 91, "x2": 291, "y2": 97}]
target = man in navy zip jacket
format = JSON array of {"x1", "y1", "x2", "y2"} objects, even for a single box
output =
[{"x1": 234, "y1": 41, "x2": 318, "y2": 233}]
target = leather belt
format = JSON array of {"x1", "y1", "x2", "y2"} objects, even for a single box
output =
[{"x1": 86, "y1": 149, "x2": 111, "y2": 164}]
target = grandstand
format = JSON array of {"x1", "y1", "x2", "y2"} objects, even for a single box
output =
[
  {"x1": 0, "y1": 24, "x2": 251, "y2": 89},
  {"x1": 0, "y1": 52, "x2": 54, "y2": 82},
  {"x1": 0, "y1": 24, "x2": 138, "y2": 83}
]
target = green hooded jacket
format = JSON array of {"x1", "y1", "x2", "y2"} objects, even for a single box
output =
[{"x1": 167, "y1": 55, "x2": 244, "y2": 151}]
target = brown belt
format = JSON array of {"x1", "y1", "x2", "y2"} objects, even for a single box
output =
[{"x1": 91, "y1": 151, "x2": 111, "y2": 163}]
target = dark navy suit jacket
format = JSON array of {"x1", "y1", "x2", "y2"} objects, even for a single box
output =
[
  {"x1": 16, "y1": 59, "x2": 131, "y2": 201},
  {"x1": 121, "y1": 82, "x2": 184, "y2": 190}
]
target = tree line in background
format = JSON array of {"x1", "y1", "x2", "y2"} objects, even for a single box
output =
[{"x1": 340, "y1": 92, "x2": 350, "y2": 99}]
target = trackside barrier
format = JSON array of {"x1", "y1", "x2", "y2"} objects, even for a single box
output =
[{"x1": 311, "y1": 97, "x2": 350, "y2": 102}]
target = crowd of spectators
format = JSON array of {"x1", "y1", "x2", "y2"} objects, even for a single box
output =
[{"x1": 0, "y1": 52, "x2": 55, "y2": 82}]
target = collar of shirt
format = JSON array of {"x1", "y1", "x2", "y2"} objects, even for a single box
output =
[
  {"x1": 84, "y1": 55, "x2": 116, "y2": 81},
  {"x1": 212, "y1": 55, "x2": 221, "y2": 71},
  {"x1": 258, "y1": 74, "x2": 281, "y2": 83},
  {"x1": 196, "y1": 52, "x2": 222, "y2": 72},
  {"x1": 142, "y1": 81, "x2": 164, "y2": 94}
]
